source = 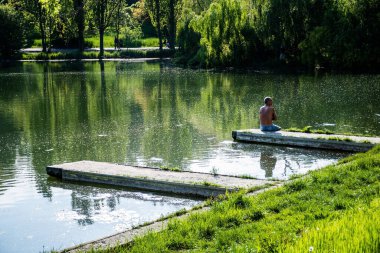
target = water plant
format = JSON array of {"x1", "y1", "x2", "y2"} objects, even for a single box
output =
[
  {"x1": 210, "y1": 167, "x2": 219, "y2": 176},
  {"x1": 159, "y1": 166, "x2": 181, "y2": 172}
]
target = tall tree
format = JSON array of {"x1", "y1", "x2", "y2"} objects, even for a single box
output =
[
  {"x1": 114, "y1": 0, "x2": 126, "y2": 49},
  {"x1": 39, "y1": 0, "x2": 61, "y2": 51},
  {"x1": 167, "y1": 0, "x2": 176, "y2": 49},
  {"x1": 145, "y1": 0, "x2": 163, "y2": 51},
  {"x1": 88, "y1": 0, "x2": 121, "y2": 57},
  {"x1": 15, "y1": 0, "x2": 48, "y2": 52},
  {"x1": 74, "y1": 0, "x2": 85, "y2": 51},
  {"x1": 0, "y1": 5, "x2": 24, "y2": 57}
]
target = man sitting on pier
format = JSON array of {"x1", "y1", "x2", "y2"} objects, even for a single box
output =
[{"x1": 259, "y1": 97, "x2": 281, "y2": 132}]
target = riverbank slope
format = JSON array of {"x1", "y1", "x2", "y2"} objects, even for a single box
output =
[{"x1": 82, "y1": 145, "x2": 380, "y2": 252}]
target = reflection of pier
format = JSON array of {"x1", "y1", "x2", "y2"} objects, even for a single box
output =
[
  {"x1": 232, "y1": 129, "x2": 380, "y2": 152},
  {"x1": 47, "y1": 161, "x2": 270, "y2": 198}
]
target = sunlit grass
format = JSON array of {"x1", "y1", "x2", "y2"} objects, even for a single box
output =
[
  {"x1": 285, "y1": 126, "x2": 334, "y2": 134},
  {"x1": 85, "y1": 35, "x2": 116, "y2": 48},
  {"x1": 139, "y1": 37, "x2": 159, "y2": 47},
  {"x1": 281, "y1": 199, "x2": 380, "y2": 252},
  {"x1": 30, "y1": 37, "x2": 159, "y2": 48}
]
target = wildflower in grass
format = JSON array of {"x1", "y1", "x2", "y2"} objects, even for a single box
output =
[{"x1": 309, "y1": 246, "x2": 314, "y2": 252}]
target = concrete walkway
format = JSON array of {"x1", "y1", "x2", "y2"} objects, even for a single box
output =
[
  {"x1": 232, "y1": 129, "x2": 380, "y2": 152},
  {"x1": 47, "y1": 161, "x2": 272, "y2": 198}
]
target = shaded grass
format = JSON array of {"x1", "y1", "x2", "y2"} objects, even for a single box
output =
[
  {"x1": 20, "y1": 49, "x2": 174, "y2": 60},
  {"x1": 91, "y1": 145, "x2": 380, "y2": 253}
]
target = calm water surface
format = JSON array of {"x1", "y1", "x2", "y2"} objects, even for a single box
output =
[{"x1": 0, "y1": 61, "x2": 379, "y2": 252}]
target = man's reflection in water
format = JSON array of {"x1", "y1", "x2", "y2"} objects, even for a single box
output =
[{"x1": 260, "y1": 150, "x2": 277, "y2": 178}]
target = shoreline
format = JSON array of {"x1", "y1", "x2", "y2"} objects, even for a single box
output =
[
  {"x1": 58, "y1": 145, "x2": 380, "y2": 252},
  {"x1": 1, "y1": 49, "x2": 379, "y2": 74}
]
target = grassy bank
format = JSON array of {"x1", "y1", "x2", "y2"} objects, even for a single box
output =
[
  {"x1": 20, "y1": 49, "x2": 174, "y2": 61},
  {"x1": 91, "y1": 145, "x2": 380, "y2": 252}
]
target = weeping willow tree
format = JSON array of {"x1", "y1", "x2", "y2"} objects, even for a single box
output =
[
  {"x1": 189, "y1": 0, "x2": 249, "y2": 66},
  {"x1": 177, "y1": 0, "x2": 379, "y2": 70}
]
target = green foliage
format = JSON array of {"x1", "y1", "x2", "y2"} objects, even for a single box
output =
[
  {"x1": 189, "y1": 0, "x2": 249, "y2": 67},
  {"x1": 176, "y1": 8, "x2": 201, "y2": 65},
  {"x1": 177, "y1": 0, "x2": 379, "y2": 70},
  {"x1": 0, "y1": 5, "x2": 24, "y2": 57}
]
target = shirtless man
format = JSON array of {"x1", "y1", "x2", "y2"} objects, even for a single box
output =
[{"x1": 259, "y1": 97, "x2": 281, "y2": 132}]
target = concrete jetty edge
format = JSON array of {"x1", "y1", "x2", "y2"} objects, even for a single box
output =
[
  {"x1": 47, "y1": 161, "x2": 271, "y2": 198},
  {"x1": 232, "y1": 129, "x2": 380, "y2": 152}
]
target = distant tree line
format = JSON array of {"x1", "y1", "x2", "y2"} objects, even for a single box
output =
[
  {"x1": 1, "y1": 0, "x2": 379, "y2": 70},
  {"x1": 0, "y1": 0, "x2": 176, "y2": 57},
  {"x1": 177, "y1": 0, "x2": 379, "y2": 70}
]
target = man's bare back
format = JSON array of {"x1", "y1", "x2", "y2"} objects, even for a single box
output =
[
  {"x1": 259, "y1": 105, "x2": 276, "y2": 126},
  {"x1": 259, "y1": 97, "x2": 281, "y2": 132}
]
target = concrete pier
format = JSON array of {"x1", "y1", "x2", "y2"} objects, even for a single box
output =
[
  {"x1": 232, "y1": 129, "x2": 380, "y2": 152},
  {"x1": 47, "y1": 161, "x2": 271, "y2": 198}
]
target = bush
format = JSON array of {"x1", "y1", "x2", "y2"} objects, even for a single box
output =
[{"x1": 0, "y1": 5, "x2": 24, "y2": 58}]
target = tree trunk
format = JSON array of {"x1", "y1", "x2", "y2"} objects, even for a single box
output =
[
  {"x1": 99, "y1": 28, "x2": 104, "y2": 58},
  {"x1": 37, "y1": 3, "x2": 47, "y2": 52},
  {"x1": 74, "y1": 0, "x2": 85, "y2": 51},
  {"x1": 99, "y1": 0, "x2": 106, "y2": 58},
  {"x1": 168, "y1": 0, "x2": 176, "y2": 50},
  {"x1": 155, "y1": 0, "x2": 163, "y2": 51}
]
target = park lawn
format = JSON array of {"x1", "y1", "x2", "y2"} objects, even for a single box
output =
[
  {"x1": 92, "y1": 145, "x2": 380, "y2": 253},
  {"x1": 31, "y1": 37, "x2": 159, "y2": 48},
  {"x1": 85, "y1": 35, "x2": 115, "y2": 48},
  {"x1": 85, "y1": 36, "x2": 159, "y2": 48},
  {"x1": 30, "y1": 36, "x2": 117, "y2": 48}
]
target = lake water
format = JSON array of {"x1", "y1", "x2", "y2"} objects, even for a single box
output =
[{"x1": 0, "y1": 60, "x2": 379, "y2": 252}]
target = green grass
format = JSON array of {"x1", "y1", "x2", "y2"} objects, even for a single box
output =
[
  {"x1": 32, "y1": 39, "x2": 42, "y2": 48},
  {"x1": 159, "y1": 166, "x2": 181, "y2": 172},
  {"x1": 139, "y1": 37, "x2": 159, "y2": 47},
  {"x1": 327, "y1": 136, "x2": 353, "y2": 142},
  {"x1": 85, "y1": 36, "x2": 116, "y2": 48},
  {"x1": 91, "y1": 145, "x2": 380, "y2": 253},
  {"x1": 85, "y1": 36, "x2": 159, "y2": 48},
  {"x1": 30, "y1": 36, "x2": 159, "y2": 48},
  {"x1": 285, "y1": 126, "x2": 334, "y2": 134},
  {"x1": 280, "y1": 199, "x2": 380, "y2": 252},
  {"x1": 20, "y1": 49, "x2": 174, "y2": 60},
  {"x1": 199, "y1": 181, "x2": 222, "y2": 188}
]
